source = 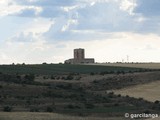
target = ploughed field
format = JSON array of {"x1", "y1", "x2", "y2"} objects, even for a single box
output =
[
  {"x1": 0, "y1": 64, "x2": 160, "y2": 119},
  {"x1": 113, "y1": 81, "x2": 160, "y2": 102}
]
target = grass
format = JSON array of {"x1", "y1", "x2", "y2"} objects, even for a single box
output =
[
  {"x1": 0, "y1": 64, "x2": 141, "y2": 75},
  {"x1": 0, "y1": 112, "x2": 124, "y2": 120},
  {"x1": 62, "y1": 106, "x2": 137, "y2": 113},
  {"x1": 91, "y1": 63, "x2": 160, "y2": 69}
]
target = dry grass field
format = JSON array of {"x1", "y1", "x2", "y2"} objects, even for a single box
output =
[
  {"x1": 90, "y1": 63, "x2": 160, "y2": 69},
  {"x1": 0, "y1": 112, "x2": 124, "y2": 120},
  {"x1": 113, "y1": 81, "x2": 160, "y2": 102}
]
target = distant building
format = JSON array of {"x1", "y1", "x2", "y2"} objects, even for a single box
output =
[
  {"x1": 74, "y1": 48, "x2": 85, "y2": 60},
  {"x1": 65, "y1": 48, "x2": 95, "y2": 64}
]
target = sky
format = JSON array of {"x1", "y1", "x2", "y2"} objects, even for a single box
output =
[{"x1": 0, "y1": 0, "x2": 160, "y2": 64}]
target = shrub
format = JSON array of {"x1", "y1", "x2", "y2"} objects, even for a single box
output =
[
  {"x1": 108, "y1": 92, "x2": 114, "y2": 95},
  {"x1": 138, "y1": 97, "x2": 143, "y2": 101},
  {"x1": 114, "y1": 103, "x2": 119, "y2": 106},
  {"x1": 24, "y1": 74, "x2": 35, "y2": 82},
  {"x1": 30, "y1": 108, "x2": 39, "y2": 112},
  {"x1": 154, "y1": 100, "x2": 160, "y2": 104},
  {"x1": 93, "y1": 80, "x2": 99, "y2": 83},
  {"x1": 90, "y1": 72, "x2": 95, "y2": 75},
  {"x1": 16, "y1": 75, "x2": 21, "y2": 79},
  {"x1": 3, "y1": 106, "x2": 12, "y2": 112},
  {"x1": 67, "y1": 104, "x2": 74, "y2": 109},
  {"x1": 65, "y1": 75, "x2": 74, "y2": 80},
  {"x1": 117, "y1": 94, "x2": 121, "y2": 97},
  {"x1": 46, "y1": 107, "x2": 53, "y2": 112},
  {"x1": 56, "y1": 76, "x2": 60, "y2": 80},
  {"x1": 126, "y1": 95, "x2": 129, "y2": 98},
  {"x1": 51, "y1": 75, "x2": 55, "y2": 79},
  {"x1": 143, "y1": 109, "x2": 151, "y2": 114},
  {"x1": 61, "y1": 76, "x2": 65, "y2": 80},
  {"x1": 85, "y1": 103, "x2": 95, "y2": 109}
]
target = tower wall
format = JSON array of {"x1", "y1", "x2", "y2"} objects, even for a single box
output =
[
  {"x1": 65, "y1": 48, "x2": 94, "y2": 64},
  {"x1": 74, "y1": 48, "x2": 85, "y2": 60}
]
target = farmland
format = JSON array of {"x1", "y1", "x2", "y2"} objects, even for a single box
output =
[
  {"x1": 0, "y1": 64, "x2": 147, "y2": 75},
  {"x1": 0, "y1": 63, "x2": 160, "y2": 120},
  {"x1": 113, "y1": 81, "x2": 160, "y2": 102},
  {"x1": 90, "y1": 63, "x2": 160, "y2": 69},
  {"x1": 0, "y1": 112, "x2": 125, "y2": 120}
]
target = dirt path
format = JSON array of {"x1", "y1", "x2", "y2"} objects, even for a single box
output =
[{"x1": 113, "y1": 81, "x2": 160, "y2": 102}]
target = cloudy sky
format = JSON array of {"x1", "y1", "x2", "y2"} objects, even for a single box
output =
[{"x1": 0, "y1": 0, "x2": 160, "y2": 64}]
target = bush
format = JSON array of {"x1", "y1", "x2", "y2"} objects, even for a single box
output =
[
  {"x1": 154, "y1": 100, "x2": 160, "y2": 104},
  {"x1": 90, "y1": 72, "x2": 95, "y2": 75},
  {"x1": 3, "y1": 106, "x2": 12, "y2": 112},
  {"x1": 117, "y1": 94, "x2": 121, "y2": 97},
  {"x1": 143, "y1": 109, "x2": 151, "y2": 114},
  {"x1": 93, "y1": 80, "x2": 99, "y2": 83},
  {"x1": 51, "y1": 75, "x2": 55, "y2": 79},
  {"x1": 30, "y1": 108, "x2": 39, "y2": 112},
  {"x1": 65, "y1": 75, "x2": 74, "y2": 80},
  {"x1": 24, "y1": 74, "x2": 35, "y2": 82},
  {"x1": 126, "y1": 95, "x2": 129, "y2": 98},
  {"x1": 85, "y1": 103, "x2": 95, "y2": 109},
  {"x1": 16, "y1": 75, "x2": 21, "y2": 79},
  {"x1": 68, "y1": 104, "x2": 74, "y2": 109},
  {"x1": 138, "y1": 97, "x2": 143, "y2": 101},
  {"x1": 67, "y1": 104, "x2": 81, "y2": 109},
  {"x1": 46, "y1": 107, "x2": 53, "y2": 112},
  {"x1": 114, "y1": 103, "x2": 119, "y2": 106}
]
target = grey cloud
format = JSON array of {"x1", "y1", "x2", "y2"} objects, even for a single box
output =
[
  {"x1": 14, "y1": 0, "x2": 77, "y2": 7},
  {"x1": 132, "y1": 0, "x2": 160, "y2": 34},
  {"x1": 39, "y1": 7, "x2": 66, "y2": 18},
  {"x1": 16, "y1": 9, "x2": 38, "y2": 17},
  {"x1": 134, "y1": 0, "x2": 160, "y2": 17},
  {"x1": 11, "y1": 0, "x2": 160, "y2": 42},
  {"x1": 76, "y1": 2, "x2": 135, "y2": 31},
  {"x1": 12, "y1": 0, "x2": 74, "y2": 18},
  {"x1": 43, "y1": 1, "x2": 139, "y2": 41}
]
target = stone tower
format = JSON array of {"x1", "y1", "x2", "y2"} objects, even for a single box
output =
[
  {"x1": 74, "y1": 48, "x2": 85, "y2": 60},
  {"x1": 65, "y1": 48, "x2": 94, "y2": 64}
]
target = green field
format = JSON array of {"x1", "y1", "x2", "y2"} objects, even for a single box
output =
[{"x1": 0, "y1": 64, "x2": 143, "y2": 75}]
